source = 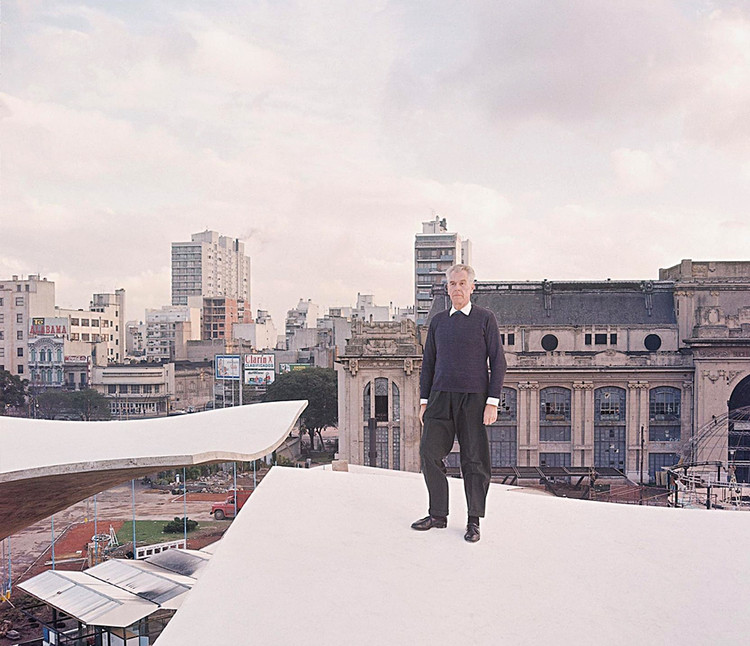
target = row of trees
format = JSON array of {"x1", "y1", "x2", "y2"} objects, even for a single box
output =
[
  {"x1": 1, "y1": 365, "x2": 338, "y2": 430},
  {"x1": 0, "y1": 369, "x2": 111, "y2": 419},
  {"x1": 264, "y1": 367, "x2": 337, "y2": 450}
]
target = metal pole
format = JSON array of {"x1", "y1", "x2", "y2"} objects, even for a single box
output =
[
  {"x1": 639, "y1": 425, "x2": 645, "y2": 504},
  {"x1": 51, "y1": 515, "x2": 55, "y2": 570},
  {"x1": 94, "y1": 494, "x2": 98, "y2": 565},
  {"x1": 253, "y1": 459, "x2": 257, "y2": 489},
  {"x1": 183, "y1": 467, "x2": 187, "y2": 546},
  {"x1": 233, "y1": 463, "x2": 237, "y2": 518},
  {"x1": 131, "y1": 479, "x2": 136, "y2": 557},
  {"x1": 7, "y1": 536, "x2": 10, "y2": 595}
]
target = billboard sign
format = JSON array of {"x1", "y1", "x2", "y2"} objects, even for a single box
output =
[
  {"x1": 244, "y1": 370, "x2": 275, "y2": 386},
  {"x1": 244, "y1": 354, "x2": 275, "y2": 370},
  {"x1": 215, "y1": 355, "x2": 241, "y2": 380},
  {"x1": 279, "y1": 363, "x2": 311, "y2": 373},
  {"x1": 64, "y1": 356, "x2": 89, "y2": 365},
  {"x1": 29, "y1": 317, "x2": 68, "y2": 337}
]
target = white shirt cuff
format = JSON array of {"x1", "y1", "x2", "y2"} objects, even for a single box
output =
[
  {"x1": 420, "y1": 399, "x2": 428, "y2": 405},
  {"x1": 486, "y1": 397, "x2": 499, "y2": 407}
]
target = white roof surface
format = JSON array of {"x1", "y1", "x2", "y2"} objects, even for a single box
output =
[{"x1": 156, "y1": 465, "x2": 750, "y2": 646}]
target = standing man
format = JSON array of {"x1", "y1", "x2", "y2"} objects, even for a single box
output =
[{"x1": 411, "y1": 264, "x2": 506, "y2": 543}]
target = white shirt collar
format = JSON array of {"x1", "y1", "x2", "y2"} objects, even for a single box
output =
[{"x1": 449, "y1": 302, "x2": 472, "y2": 316}]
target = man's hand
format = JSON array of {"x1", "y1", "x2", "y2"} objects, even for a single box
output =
[
  {"x1": 483, "y1": 404, "x2": 498, "y2": 426},
  {"x1": 419, "y1": 403, "x2": 427, "y2": 426}
]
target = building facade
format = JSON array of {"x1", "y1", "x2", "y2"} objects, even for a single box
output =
[
  {"x1": 56, "y1": 289, "x2": 127, "y2": 364},
  {"x1": 338, "y1": 260, "x2": 750, "y2": 483},
  {"x1": 0, "y1": 275, "x2": 56, "y2": 376},
  {"x1": 202, "y1": 297, "x2": 252, "y2": 340},
  {"x1": 171, "y1": 230, "x2": 251, "y2": 308},
  {"x1": 92, "y1": 364, "x2": 174, "y2": 418},
  {"x1": 336, "y1": 319, "x2": 423, "y2": 472},
  {"x1": 414, "y1": 216, "x2": 471, "y2": 325},
  {"x1": 145, "y1": 305, "x2": 201, "y2": 361}
]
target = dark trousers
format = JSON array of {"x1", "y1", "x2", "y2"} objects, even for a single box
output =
[{"x1": 420, "y1": 391, "x2": 491, "y2": 518}]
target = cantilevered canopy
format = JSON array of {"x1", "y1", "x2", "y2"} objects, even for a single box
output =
[{"x1": 0, "y1": 401, "x2": 306, "y2": 539}]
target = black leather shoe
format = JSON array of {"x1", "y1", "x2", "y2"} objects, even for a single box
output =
[
  {"x1": 464, "y1": 522, "x2": 480, "y2": 543},
  {"x1": 411, "y1": 515, "x2": 447, "y2": 531}
]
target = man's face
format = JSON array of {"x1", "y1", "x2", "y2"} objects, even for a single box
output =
[{"x1": 447, "y1": 269, "x2": 475, "y2": 310}]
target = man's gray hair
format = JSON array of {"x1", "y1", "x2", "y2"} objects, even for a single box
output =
[{"x1": 445, "y1": 264, "x2": 476, "y2": 283}]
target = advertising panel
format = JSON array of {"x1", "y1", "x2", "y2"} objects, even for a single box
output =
[
  {"x1": 280, "y1": 363, "x2": 311, "y2": 373},
  {"x1": 215, "y1": 355, "x2": 241, "y2": 380},
  {"x1": 29, "y1": 317, "x2": 68, "y2": 337},
  {"x1": 244, "y1": 370, "x2": 275, "y2": 386},
  {"x1": 243, "y1": 354, "x2": 275, "y2": 370}
]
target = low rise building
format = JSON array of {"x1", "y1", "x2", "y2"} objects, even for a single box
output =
[{"x1": 92, "y1": 363, "x2": 174, "y2": 418}]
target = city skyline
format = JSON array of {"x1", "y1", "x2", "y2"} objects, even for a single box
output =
[{"x1": 4, "y1": 1, "x2": 750, "y2": 325}]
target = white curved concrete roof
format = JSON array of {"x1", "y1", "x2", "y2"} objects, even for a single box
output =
[
  {"x1": 157, "y1": 465, "x2": 750, "y2": 646},
  {"x1": 0, "y1": 401, "x2": 306, "y2": 539}
]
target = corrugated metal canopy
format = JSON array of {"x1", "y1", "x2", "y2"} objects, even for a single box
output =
[
  {"x1": 19, "y1": 570, "x2": 157, "y2": 628},
  {"x1": 147, "y1": 548, "x2": 211, "y2": 578},
  {"x1": 90, "y1": 559, "x2": 194, "y2": 608},
  {"x1": 18, "y1": 546, "x2": 214, "y2": 627}
]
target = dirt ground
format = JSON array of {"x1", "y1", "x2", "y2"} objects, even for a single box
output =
[{"x1": 0, "y1": 471, "x2": 268, "y2": 586}]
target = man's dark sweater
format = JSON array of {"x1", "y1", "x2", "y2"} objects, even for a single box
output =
[{"x1": 420, "y1": 305, "x2": 507, "y2": 400}]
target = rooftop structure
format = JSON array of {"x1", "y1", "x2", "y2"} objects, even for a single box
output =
[{"x1": 156, "y1": 464, "x2": 750, "y2": 645}]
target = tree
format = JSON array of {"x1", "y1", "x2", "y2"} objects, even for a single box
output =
[
  {"x1": 0, "y1": 370, "x2": 27, "y2": 413},
  {"x1": 264, "y1": 367, "x2": 337, "y2": 451},
  {"x1": 36, "y1": 388, "x2": 112, "y2": 421}
]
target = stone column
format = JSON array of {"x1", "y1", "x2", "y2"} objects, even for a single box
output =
[
  {"x1": 518, "y1": 382, "x2": 539, "y2": 466},
  {"x1": 627, "y1": 381, "x2": 649, "y2": 480},
  {"x1": 572, "y1": 382, "x2": 593, "y2": 466}
]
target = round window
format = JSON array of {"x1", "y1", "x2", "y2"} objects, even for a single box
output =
[
  {"x1": 541, "y1": 334, "x2": 559, "y2": 352},
  {"x1": 644, "y1": 334, "x2": 662, "y2": 352}
]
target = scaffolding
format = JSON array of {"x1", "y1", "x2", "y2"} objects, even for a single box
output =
[{"x1": 664, "y1": 404, "x2": 750, "y2": 510}]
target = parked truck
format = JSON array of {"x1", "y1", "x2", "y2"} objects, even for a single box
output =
[{"x1": 210, "y1": 490, "x2": 252, "y2": 520}]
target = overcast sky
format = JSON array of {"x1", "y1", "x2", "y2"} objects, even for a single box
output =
[{"x1": 3, "y1": 1, "x2": 750, "y2": 325}]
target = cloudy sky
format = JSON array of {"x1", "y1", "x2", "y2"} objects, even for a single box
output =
[{"x1": 3, "y1": 0, "x2": 750, "y2": 325}]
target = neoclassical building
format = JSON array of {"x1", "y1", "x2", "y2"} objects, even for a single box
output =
[{"x1": 337, "y1": 260, "x2": 750, "y2": 483}]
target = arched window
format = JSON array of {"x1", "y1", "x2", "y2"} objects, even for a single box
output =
[
  {"x1": 30, "y1": 349, "x2": 36, "y2": 362},
  {"x1": 362, "y1": 378, "x2": 401, "y2": 470},
  {"x1": 56, "y1": 348, "x2": 63, "y2": 362},
  {"x1": 649, "y1": 387, "x2": 681, "y2": 442},
  {"x1": 374, "y1": 378, "x2": 389, "y2": 422},
  {"x1": 55, "y1": 369, "x2": 62, "y2": 383},
  {"x1": 594, "y1": 387, "x2": 626, "y2": 470},
  {"x1": 362, "y1": 383, "x2": 371, "y2": 422},
  {"x1": 539, "y1": 387, "x2": 571, "y2": 442}
]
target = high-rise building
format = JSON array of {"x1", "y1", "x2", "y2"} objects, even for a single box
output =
[
  {"x1": 171, "y1": 230, "x2": 251, "y2": 308},
  {"x1": 201, "y1": 296, "x2": 252, "y2": 340},
  {"x1": 0, "y1": 275, "x2": 56, "y2": 377},
  {"x1": 414, "y1": 216, "x2": 471, "y2": 325},
  {"x1": 145, "y1": 305, "x2": 201, "y2": 361}
]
